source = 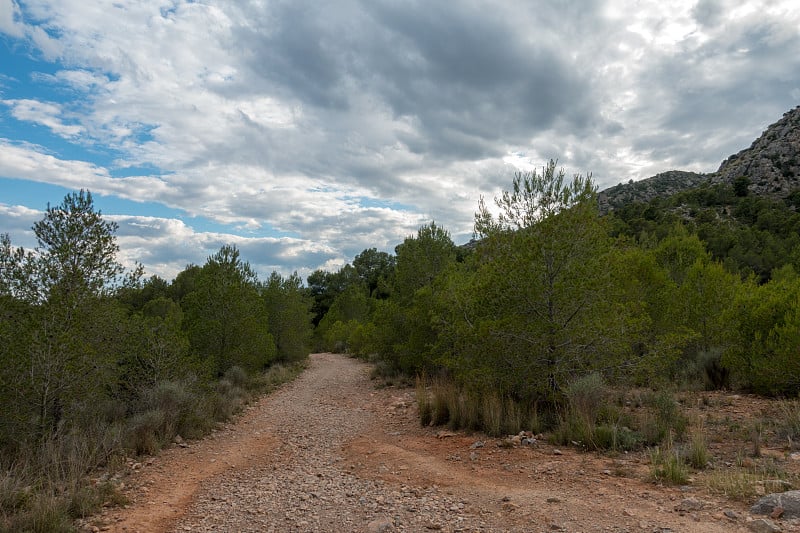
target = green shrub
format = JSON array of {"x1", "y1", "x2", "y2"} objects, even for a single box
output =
[
  {"x1": 552, "y1": 373, "x2": 634, "y2": 450},
  {"x1": 126, "y1": 409, "x2": 167, "y2": 455},
  {"x1": 593, "y1": 424, "x2": 640, "y2": 451},
  {"x1": 2, "y1": 494, "x2": 73, "y2": 533},
  {"x1": 775, "y1": 400, "x2": 800, "y2": 445},
  {"x1": 639, "y1": 391, "x2": 687, "y2": 445},
  {"x1": 649, "y1": 446, "x2": 689, "y2": 485},
  {"x1": 223, "y1": 365, "x2": 248, "y2": 389},
  {"x1": 686, "y1": 425, "x2": 710, "y2": 469},
  {"x1": 566, "y1": 373, "x2": 607, "y2": 423}
]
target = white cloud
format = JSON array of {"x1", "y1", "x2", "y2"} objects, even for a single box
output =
[
  {"x1": 2, "y1": 99, "x2": 84, "y2": 137},
  {"x1": 0, "y1": 0, "x2": 25, "y2": 38},
  {"x1": 1, "y1": 0, "x2": 799, "y2": 277}
]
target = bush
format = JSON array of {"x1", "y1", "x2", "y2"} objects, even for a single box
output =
[
  {"x1": 126, "y1": 409, "x2": 168, "y2": 455},
  {"x1": 775, "y1": 400, "x2": 800, "y2": 446},
  {"x1": 223, "y1": 366, "x2": 248, "y2": 389},
  {"x1": 430, "y1": 379, "x2": 453, "y2": 426},
  {"x1": 649, "y1": 445, "x2": 689, "y2": 485},
  {"x1": 552, "y1": 373, "x2": 638, "y2": 450},
  {"x1": 2, "y1": 494, "x2": 74, "y2": 533},
  {"x1": 639, "y1": 391, "x2": 688, "y2": 445},
  {"x1": 566, "y1": 373, "x2": 607, "y2": 423},
  {"x1": 593, "y1": 424, "x2": 640, "y2": 451},
  {"x1": 686, "y1": 424, "x2": 710, "y2": 469}
]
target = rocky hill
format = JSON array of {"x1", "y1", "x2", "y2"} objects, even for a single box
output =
[
  {"x1": 598, "y1": 105, "x2": 800, "y2": 213},
  {"x1": 711, "y1": 106, "x2": 800, "y2": 197},
  {"x1": 597, "y1": 170, "x2": 708, "y2": 213}
]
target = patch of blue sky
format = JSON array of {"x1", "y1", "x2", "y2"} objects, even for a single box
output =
[
  {"x1": 0, "y1": 177, "x2": 173, "y2": 218},
  {"x1": 0, "y1": 117, "x2": 107, "y2": 163},
  {"x1": 0, "y1": 104, "x2": 162, "y2": 177},
  {"x1": 353, "y1": 196, "x2": 414, "y2": 212},
  {"x1": 0, "y1": 43, "x2": 65, "y2": 99}
]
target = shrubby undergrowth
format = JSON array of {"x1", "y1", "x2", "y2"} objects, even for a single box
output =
[{"x1": 311, "y1": 160, "x2": 800, "y2": 456}]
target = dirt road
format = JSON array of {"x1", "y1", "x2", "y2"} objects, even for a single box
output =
[{"x1": 98, "y1": 353, "x2": 754, "y2": 532}]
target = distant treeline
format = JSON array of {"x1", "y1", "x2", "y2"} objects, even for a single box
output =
[{"x1": 312, "y1": 162, "x2": 800, "y2": 416}]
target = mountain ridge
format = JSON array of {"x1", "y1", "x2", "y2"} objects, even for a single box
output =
[{"x1": 598, "y1": 105, "x2": 800, "y2": 212}]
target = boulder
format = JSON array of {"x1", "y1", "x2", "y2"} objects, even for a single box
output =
[{"x1": 751, "y1": 490, "x2": 800, "y2": 518}]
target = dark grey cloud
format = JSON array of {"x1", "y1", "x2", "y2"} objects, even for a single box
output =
[{"x1": 692, "y1": 0, "x2": 724, "y2": 28}]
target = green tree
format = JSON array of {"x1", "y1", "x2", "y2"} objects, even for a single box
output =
[
  {"x1": 367, "y1": 222, "x2": 457, "y2": 372},
  {"x1": 352, "y1": 247, "x2": 395, "y2": 298},
  {"x1": 468, "y1": 160, "x2": 620, "y2": 400},
  {"x1": 677, "y1": 259, "x2": 741, "y2": 355},
  {"x1": 117, "y1": 297, "x2": 192, "y2": 399},
  {"x1": 723, "y1": 266, "x2": 800, "y2": 395},
  {"x1": 317, "y1": 283, "x2": 372, "y2": 352},
  {"x1": 307, "y1": 264, "x2": 360, "y2": 325},
  {"x1": 604, "y1": 245, "x2": 691, "y2": 385},
  {"x1": 182, "y1": 245, "x2": 276, "y2": 375},
  {"x1": 734, "y1": 176, "x2": 750, "y2": 197},
  {"x1": 0, "y1": 191, "x2": 132, "y2": 442},
  {"x1": 392, "y1": 222, "x2": 456, "y2": 304},
  {"x1": 262, "y1": 272, "x2": 314, "y2": 362},
  {"x1": 653, "y1": 226, "x2": 709, "y2": 285}
]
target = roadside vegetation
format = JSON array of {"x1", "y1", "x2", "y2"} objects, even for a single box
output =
[
  {"x1": 4, "y1": 157, "x2": 800, "y2": 529},
  {"x1": 0, "y1": 191, "x2": 313, "y2": 532},
  {"x1": 310, "y1": 161, "x2": 800, "y2": 491}
]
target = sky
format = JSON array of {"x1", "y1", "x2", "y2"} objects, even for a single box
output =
[{"x1": 1, "y1": 0, "x2": 799, "y2": 282}]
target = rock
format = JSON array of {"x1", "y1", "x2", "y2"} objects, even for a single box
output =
[
  {"x1": 751, "y1": 490, "x2": 800, "y2": 518},
  {"x1": 367, "y1": 517, "x2": 394, "y2": 533},
  {"x1": 714, "y1": 106, "x2": 800, "y2": 199},
  {"x1": 724, "y1": 509, "x2": 739, "y2": 520},
  {"x1": 552, "y1": 449, "x2": 563, "y2": 456},
  {"x1": 546, "y1": 497, "x2": 561, "y2": 503},
  {"x1": 674, "y1": 497, "x2": 705, "y2": 512},
  {"x1": 173, "y1": 435, "x2": 184, "y2": 444},
  {"x1": 470, "y1": 440, "x2": 485, "y2": 449},
  {"x1": 747, "y1": 518, "x2": 781, "y2": 533}
]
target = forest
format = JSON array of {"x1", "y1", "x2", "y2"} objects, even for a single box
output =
[
  {"x1": 2, "y1": 160, "x2": 800, "y2": 530},
  {"x1": 312, "y1": 162, "x2": 800, "y2": 448},
  {"x1": 0, "y1": 191, "x2": 314, "y2": 531}
]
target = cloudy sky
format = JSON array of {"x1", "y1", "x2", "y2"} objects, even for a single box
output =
[{"x1": 1, "y1": 0, "x2": 799, "y2": 281}]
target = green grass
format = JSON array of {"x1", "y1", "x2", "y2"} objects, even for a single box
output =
[{"x1": 649, "y1": 445, "x2": 689, "y2": 485}]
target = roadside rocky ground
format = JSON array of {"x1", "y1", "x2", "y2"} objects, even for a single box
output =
[{"x1": 89, "y1": 353, "x2": 794, "y2": 532}]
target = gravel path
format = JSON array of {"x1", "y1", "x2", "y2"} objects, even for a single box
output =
[
  {"x1": 172, "y1": 352, "x2": 497, "y2": 533},
  {"x1": 105, "y1": 353, "x2": 752, "y2": 533}
]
